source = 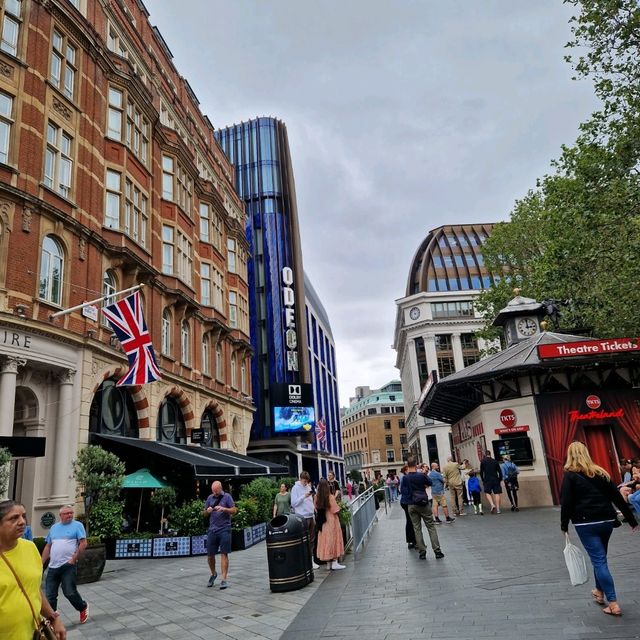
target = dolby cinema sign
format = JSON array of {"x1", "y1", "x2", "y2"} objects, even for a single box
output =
[{"x1": 282, "y1": 267, "x2": 298, "y2": 372}]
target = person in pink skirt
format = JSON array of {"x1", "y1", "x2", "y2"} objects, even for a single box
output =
[{"x1": 314, "y1": 479, "x2": 345, "y2": 570}]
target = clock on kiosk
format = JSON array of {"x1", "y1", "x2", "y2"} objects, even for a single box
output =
[
  {"x1": 516, "y1": 316, "x2": 539, "y2": 338},
  {"x1": 491, "y1": 290, "x2": 546, "y2": 347}
]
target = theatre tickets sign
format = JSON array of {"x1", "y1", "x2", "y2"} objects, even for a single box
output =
[{"x1": 538, "y1": 338, "x2": 640, "y2": 360}]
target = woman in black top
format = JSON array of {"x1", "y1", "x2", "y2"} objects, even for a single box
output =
[{"x1": 560, "y1": 442, "x2": 638, "y2": 616}]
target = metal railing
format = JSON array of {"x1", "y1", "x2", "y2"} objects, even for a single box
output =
[{"x1": 347, "y1": 486, "x2": 388, "y2": 560}]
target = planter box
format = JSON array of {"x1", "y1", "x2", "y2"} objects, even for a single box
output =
[
  {"x1": 152, "y1": 536, "x2": 191, "y2": 557},
  {"x1": 252, "y1": 523, "x2": 267, "y2": 544},
  {"x1": 231, "y1": 526, "x2": 254, "y2": 551},
  {"x1": 76, "y1": 544, "x2": 106, "y2": 584},
  {"x1": 114, "y1": 538, "x2": 153, "y2": 559},
  {"x1": 191, "y1": 534, "x2": 208, "y2": 556}
]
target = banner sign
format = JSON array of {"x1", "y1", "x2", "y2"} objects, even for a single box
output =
[
  {"x1": 538, "y1": 338, "x2": 640, "y2": 360},
  {"x1": 495, "y1": 425, "x2": 530, "y2": 435}
]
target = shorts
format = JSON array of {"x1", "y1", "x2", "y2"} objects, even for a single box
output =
[
  {"x1": 432, "y1": 494, "x2": 447, "y2": 507},
  {"x1": 207, "y1": 528, "x2": 231, "y2": 555},
  {"x1": 484, "y1": 481, "x2": 502, "y2": 495}
]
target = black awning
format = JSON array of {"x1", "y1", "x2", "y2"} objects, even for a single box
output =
[
  {"x1": 93, "y1": 434, "x2": 288, "y2": 478},
  {"x1": 0, "y1": 436, "x2": 46, "y2": 459}
]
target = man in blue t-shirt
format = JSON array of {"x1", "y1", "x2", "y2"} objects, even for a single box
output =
[
  {"x1": 203, "y1": 481, "x2": 237, "y2": 590},
  {"x1": 41, "y1": 505, "x2": 89, "y2": 624}
]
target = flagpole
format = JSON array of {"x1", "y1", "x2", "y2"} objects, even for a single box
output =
[{"x1": 49, "y1": 283, "x2": 145, "y2": 320}]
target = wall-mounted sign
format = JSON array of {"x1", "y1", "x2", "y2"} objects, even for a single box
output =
[
  {"x1": 492, "y1": 437, "x2": 534, "y2": 465},
  {"x1": 81, "y1": 304, "x2": 99, "y2": 321},
  {"x1": 538, "y1": 338, "x2": 640, "y2": 359},
  {"x1": 569, "y1": 408, "x2": 624, "y2": 422},
  {"x1": 282, "y1": 267, "x2": 299, "y2": 372},
  {"x1": 190, "y1": 428, "x2": 204, "y2": 443},
  {"x1": 0, "y1": 328, "x2": 32, "y2": 349},
  {"x1": 499, "y1": 409, "x2": 517, "y2": 427},
  {"x1": 586, "y1": 395, "x2": 601, "y2": 409},
  {"x1": 271, "y1": 383, "x2": 315, "y2": 434},
  {"x1": 40, "y1": 512, "x2": 56, "y2": 528},
  {"x1": 495, "y1": 425, "x2": 530, "y2": 435}
]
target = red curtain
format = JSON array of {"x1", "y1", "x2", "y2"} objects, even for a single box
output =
[
  {"x1": 535, "y1": 393, "x2": 580, "y2": 504},
  {"x1": 581, "y1": 425, "x2": 619, "y2": 483}
]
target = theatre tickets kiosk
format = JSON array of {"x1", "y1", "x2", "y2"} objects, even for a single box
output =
[{"x1": 418, "y1": 295, "x2": 640, "y2": 506}]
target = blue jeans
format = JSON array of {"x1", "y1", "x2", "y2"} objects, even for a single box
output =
[
  {"x1": 629, "y1": 491, "x2": 640, "y2": 514},
  {"x1": 575, "y1": 521, "x2": 616, "y2": 602},
  {"x1": 45, "y1": 563, "x2": 87, "y2": 612}
]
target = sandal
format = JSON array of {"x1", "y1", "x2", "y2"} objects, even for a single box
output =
[
  {"x1": 591, "y1": 589, "x2": 605, "y2": 605},
  {"x1": 602, "y1": 603, "x2": 622, "y2": 617}
]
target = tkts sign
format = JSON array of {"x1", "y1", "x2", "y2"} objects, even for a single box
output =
[
  {"x1": 538, "y1": 338, "x2": 640, "y2": 359},
  {"x1": 568, "y1": 394, "x2": 624, "y2": 421}
]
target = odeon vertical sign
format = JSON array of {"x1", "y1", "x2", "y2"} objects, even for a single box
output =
[{"x1": 281, "y1": 267, "x2": 298, "y2": 372}]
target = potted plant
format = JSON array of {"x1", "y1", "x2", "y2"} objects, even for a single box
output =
[
  {"x1": 72, "y1": 445, "x2": 125, "y2": 583},
  {"x1": 231, "y1": 498, "x2": 259, "y2": 550},
  {"x1": 169, "y1": 499, "x2": 207, "y2": 556}
]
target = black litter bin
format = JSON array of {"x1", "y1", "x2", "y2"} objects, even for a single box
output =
[{"x1": 266, "y1": 513, "x2": 314, "y2": 592}]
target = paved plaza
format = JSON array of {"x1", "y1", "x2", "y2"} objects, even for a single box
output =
[{"x1": 58, "y1": 504, "x2": 640, "y2": 640}]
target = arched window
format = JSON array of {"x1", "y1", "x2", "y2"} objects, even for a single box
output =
[
  {"x1": 231, "y1": 353, "x2": 237, "y2": 388},
  {"x1": 202, "y1": 334, "x2": 210, "y2": 375},
  {"x1": 215, "y1": 344, "x2": 223, "y2": 381},
  {"x1": 241, "y1": 360, "x2": 247, "y2": 393},
  {"x1": 161, "y1": 309, "x2": 171, "y2": 356},
  {"x1": 181, "y1": 320, "x2": 190, "y2": 365},
  {"x1": 200, "y1": 408, "x2": 220, "y2": 448},
  {"x1": 39, "y1": 235, "x2": 64, "y2": 305},
  {"x1": 102, "y1": 270, "x2": 117, "y2": 327},
  {"x1": 157, "y1": 396, "x2": 186, "y2": 443},
  {"x1": 89, "y1": 379, "x2": 138, "y2": 438}
]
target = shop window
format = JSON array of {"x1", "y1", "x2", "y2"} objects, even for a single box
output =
[
  {"x1": 89, "y1": 379, "x2": 138, "y2": 438},
  {"x1": 157, "y1": 397, "x2": 186, "y2": 443},
  {"x1": 200, "y1": 409, "x2": 220, "y2": 448}
]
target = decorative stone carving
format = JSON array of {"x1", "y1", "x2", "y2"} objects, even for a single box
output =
[
  {"x1": 58, "y1": 369, "x2": 76, "y2": 384},
  {"x1": 78, "y1": 237, "x2": 86, "y2": 260},
  {"x1": 22, "y1": 208, "x2": 32, "y2": 232},
  {"x1": 52, "y1": 98, "x2": 72, "y2": 121},
  {"x1": 0, "y1": 356, "x2": 27, "y2": 374},
  {"x1": 0, "y1": 62, "x2": 12, "y2": 79}
]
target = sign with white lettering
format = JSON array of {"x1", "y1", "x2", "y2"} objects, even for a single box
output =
[
  {"x1": 81, "y1": 304, "x2": 99, "y2": 321},
  {"x1": 282, "y1": 267, "x2": 298, "y2": 372},
  {"x1": 495, "y1": 425, "x2": 530, "y2": 435},
  {"x1": 538, "y1": 338, "x2": 640, "y2": 359}
]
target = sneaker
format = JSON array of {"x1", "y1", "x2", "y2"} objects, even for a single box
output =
[
  {"x1": 490, "y1": 505, "x2": 496, "y2": 513},
  {"x1": 496, "y1": 509, "x2": 501, "y2": 514},
  {"x1": 219, "y1": 580, "x2": 228, "y2": 590},
  {"x1": 511, "y1": 506, "x2": 516, "y2": 512},
  {"x1": 457, "y1": 512, "x2": 466, "y2": 517},
  {"x1": 434, "y1": 551, "x2": 445, "y2": 559},
  {"x1": 331, "y1": 561, "x2": 345, "y2": 570},
  {"x1": 445, "y1": 517, "x2": 455, "y2": 523},
  {"x1": 418, "y1": 551, "x2": 427, "y2": 560},
  {"x1": 407, "y1": 542, "x2": 416, "y2": 549},
  {"x1": 79, "y1": 605, "x2": 89, "y2": 624},
  {"x1": 515, "y1": 507, "x2": 520, "y2": 512},
  {"x1": 434, "y1": 517, "x2": 442, "y2": 524},
  {"x1": 312, "y1": 562, "x2": 320, "y2": 570},
  {"x1": 207, "y1": 573, "x2": 217, "y2": 588},
  {"x1": 480, "y1": 511, "x2": 484, "y2": 515}
]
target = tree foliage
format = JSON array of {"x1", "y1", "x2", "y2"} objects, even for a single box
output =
[
  {"x1": 476, "y1": 2, "x2": 640, "y2": 337},
  {"x1": 0, "y1": 447, "x2": 11, "y2": 496}
]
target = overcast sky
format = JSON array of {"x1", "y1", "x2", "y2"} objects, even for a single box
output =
[{"x1": 148, "y1": 1, "x2": 598, "y2": 406}]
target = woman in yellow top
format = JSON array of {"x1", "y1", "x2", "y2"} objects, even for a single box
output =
[{"x1": 0, "y1": 500, "x2": 66, "y2": 639}]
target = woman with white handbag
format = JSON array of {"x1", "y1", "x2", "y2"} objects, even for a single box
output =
[{"x1": 560, "y1": 442, "x2": 638, "y2": 617}]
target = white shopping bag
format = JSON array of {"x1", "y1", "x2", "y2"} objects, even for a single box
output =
[{"x1": 563, "y1": 533, "x2": 588, "y2": 586}]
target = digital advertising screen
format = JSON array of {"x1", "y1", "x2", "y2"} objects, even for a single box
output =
[{"x1": 273, "y1": 405, "x2": 316, "y2": 434}]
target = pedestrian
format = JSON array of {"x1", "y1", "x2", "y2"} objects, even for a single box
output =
[
  {"x1": 314, "y1": 479, "x2": 345, "y2": 570},
  {"x1": 273, "y1": 483, "x2": 291, "y2": 518},
  {"x1": 41, "y1": 504, "x2": 89, "y2": 625},
  {"x1": 203, "y1": 480, "x2": 237, "y2": 590},
  {"x1": 386, "y1": 472, "x2": 399, "y2": 502},
  {"x1": 442, "y1": 457, "x2": 466, "y2": 516},
  {"x1": 428, "y1": 462, "x2": 455, "y2": 523},
  {"x1": 327, "y1": 470, "x2": 342, "y2": 502},
  {"x1": 480, "y1": 450, "x2": 503, "y2": 513},
  {"x1": 291, "y1": 471, "x2": 320, "y2": 569},
  {"x1": 0, "y1": 500, "x2": 66, "y2": 640},
  {"x1": 501, "y1": 455, "x2": 520, "y2": 511},
  {"x1": 560, "y1": 442, "x2": 638, "y2": 616},
  {"x1": 404, "y1": 456, "x2": 445, "y2": 560},
  {"x1": 460, "y1": 459, "x2": 473, "y2": 504},
  {"x1": 399, "y1": 465, "x2": 417, "y2": 549},
  {"x1": 467, "y1": 470, "x2": 483, "y2": 515}
]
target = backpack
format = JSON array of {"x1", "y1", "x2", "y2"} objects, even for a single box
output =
[
  {"x1": 505, "y1": 463, "x2": 518, "y2": 482},
  {"x1": 412, "y1": 489, "x2": 430, "y2": 507}
]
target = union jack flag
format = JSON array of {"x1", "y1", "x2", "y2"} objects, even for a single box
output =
[
  {"x1": 103, "y1": 291, "x2": 162, "y2": 386},
  {"x1": 315, "y1": 417, "x2": 327, "y2": 450}
]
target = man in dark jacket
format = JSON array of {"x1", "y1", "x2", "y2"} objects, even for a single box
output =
[
  {"x1": 404, "y1": 457, "x2": 444, "y2": 560},
  {"x1": 480, "y1": 450, "x2": 503, "y2": 514}
]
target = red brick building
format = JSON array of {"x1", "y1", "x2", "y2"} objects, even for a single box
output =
[{"x1": 0, "y1": 0, "x2": 255, "y2": 533}]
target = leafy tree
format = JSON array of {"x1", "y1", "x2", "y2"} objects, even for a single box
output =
[
  {"x1": 88, "y1": 499, "x2": 123, "y2": 540},
  {"x1": 72, "y1": 446, "x2": 125, "y2": 536},
  {"x1": 0, "y1": 447, "x2": 10, "y2": 496},
  {"x1": 239, "y1": 478, "x2": 278, "y2": 524},
  {"x1": 169, "y1": 499, "x2": 206, "y2": 536}
]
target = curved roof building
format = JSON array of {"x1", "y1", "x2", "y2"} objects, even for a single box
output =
[{"x1": 407, "y1": 223, "x2": 495, "y2": 296}]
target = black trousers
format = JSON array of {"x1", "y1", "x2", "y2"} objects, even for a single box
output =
[{"x1": 401, "y1": 502, "x2": 416, "y2": 545}]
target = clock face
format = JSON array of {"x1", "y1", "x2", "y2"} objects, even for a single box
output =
[
  {"x1": 409, "y1": 307, "x2": 420, "y2": 320},
  {"x1": 516, "y1": 317, "x2": 538, "y2": 337}
]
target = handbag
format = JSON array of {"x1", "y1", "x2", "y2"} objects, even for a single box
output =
[
  {"x1": 0, "y1": 551, "x2": 57, "y2": 640},
  {"x1": 563, "y1": 533, "x2": 588, "y2": 586}
]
